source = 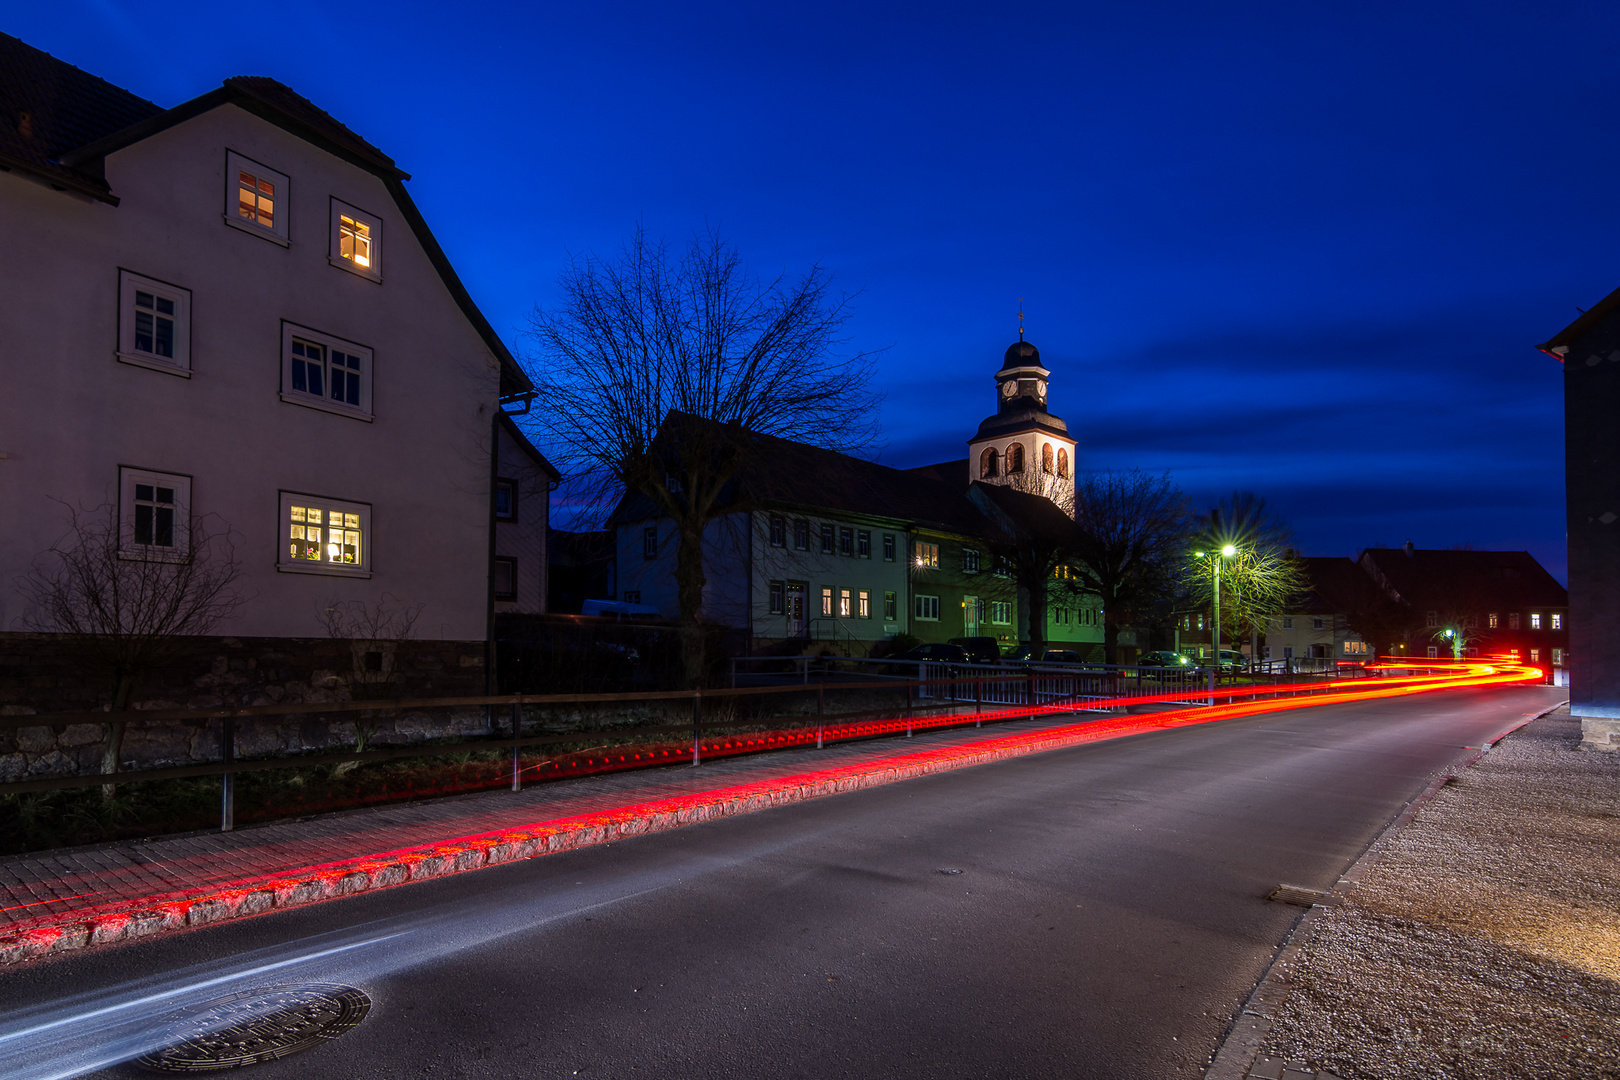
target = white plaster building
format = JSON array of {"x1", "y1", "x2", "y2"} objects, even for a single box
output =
[
  {"x1": 0, "y1": 36, "x2": 554, "y2": 654},
  {"x1": 966, "y1": 339, "x2": 1077, "y2": 511}
]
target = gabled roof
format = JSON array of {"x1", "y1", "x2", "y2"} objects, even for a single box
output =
[
  {"x1": 498, "y1": 413, "x2": 561, "y2": 481},
  {"x1": 968, "y1": 482, "x2": 1078, "y2": 548},
  {"x1": 1537, "y1": 283, "x2": 1620, "y2": 359},
  {"x1": 0, "y1": 34, "x2": 532, "y2": 397},
  {"x1": 0, "y1": 32, "x2": 163, "y2": 202},
  {"x1": 1358, "y1": 548, "x2": 1567, "y2": 610}
]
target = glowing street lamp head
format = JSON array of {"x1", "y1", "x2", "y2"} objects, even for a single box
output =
[{"x1": 1221, "y1": 544, "x2": 1236, "y2": 557}]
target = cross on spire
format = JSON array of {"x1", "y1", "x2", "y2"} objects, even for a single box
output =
[{"x1": 1017, "y1": 298, "x2": 1024, "y2": 340}]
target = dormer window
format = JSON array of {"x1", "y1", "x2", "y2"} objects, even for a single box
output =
[
  {"x1": 330, "y1": 198, "x2": 382, "y2": 281},
  {"x1": 225, "y1": 151, "x2": 290, "y2": 246}
]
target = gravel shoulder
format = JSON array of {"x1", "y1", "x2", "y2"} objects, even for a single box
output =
[{"x1": 1258, "y1": 705, "x2": 1620, "y2": 1079}]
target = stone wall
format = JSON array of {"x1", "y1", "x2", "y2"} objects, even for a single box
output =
[
  {"x1": 1580, "y1": 716, "x2": 1620, "y2": 751},
  {"x1": 0, "y1": 633, "x2": 491, "y2": 781}
]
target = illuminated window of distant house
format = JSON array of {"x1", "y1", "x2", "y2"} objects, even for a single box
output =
[
  {"x1": 980, "y1": 447, "x2": 999, "y2": 478},
  {"x1": 915, "y1": 542, "x2": 939, "y2": 568},
  {"x1": 118, "y1": 271, "x2": 191, "y2": 376},
  {"x1": 1006, "y1": 444, "x2": 1024, "y2": 474},
  {"x1": 280, "y1": 492, "x2": 369, "y2": 575},
  {"x1": 840, "y1": 528, "x2": 854, "y2": 557},
  {"x1": 493, "y1": 557, "x2": 517, "y2": 599},
  {"x1": 494, "y1": 479, "x2": 517, "y2": 521},
  {"x1": 838, "y1": 588, "x2": 851, "y2": 617},
  {"x1": 1197, "y1": 614, "x2": 1205, "y2": 630},
  {"x1": 643, "y1": 526, "x2": 658, "y2": 560},
  {"x1": 915, "y1": 595, "x2": 940, "y2": 621},
  {"x1": 119, "y1": 467, "x2": 190, "y2": 558},
  {"x1": 962, "y1": 549, "x2": 981, "y2": 574},
  {"x1": 1488, "y1": 612, "x2": 1499, "y2": 628},
  {"x1": 1530, "y1": 612, "x2": 1542, "y2": 630},
  {"x1": 769, "y1": 515, "x2": 786, "y2": 547},
  {"x1": 1509, "y1": 612, "x2": 1520, "y2": 629},
  {"x1": 858, "y1": 531, "x2": 871, "y2": 558},
  {"x1": 883, "y1": 591, "x2": 897, "y2": 620},
  {"x1": 794, "y1": 519, "x2": 809, "y2": 550},
  {"x1": 769, "y1": 580, "x2": 784, "y2": 614},
  {"x1": 1551, "y1": 613, "x2": 1563, "y2": 630},
  {"x1": 1056, "y1": 448, "x2": 1069, "y2": 478},
  {"x1": 1530, "y1": 648, "x2": 1541, "y2": 663},
  {"x1": 821, "y1": 587, "x2": 833, "y2": 616},
  {"x1": 330, "y1": 198, "x2": 382, "y2": 281},
  {"x1": 225, "y1": 151, "x2": 289, "y2": 245},
  {"x1": 282, "y1": 323, "x2": 372, "y2": 418},
  {"x1": 1553, "y1": 647, "x2": 1564, "y2": 665},
  {"x1": 858, "y1": 590, "x2": 871, "y2": 618},
  {"x1": 1042, "y1": 443, "x2": 1054, "y2": 474},
  {"x1": 883, "y1": 534, "x2": 895, "y2": 561},
  {"x1": 821, "y1": 524, "x2": 835, "y2": 554}
]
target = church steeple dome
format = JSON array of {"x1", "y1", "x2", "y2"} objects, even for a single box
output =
[
  {"x1": 993, "y1": 339, "x2": 1053, "y2": 413},
  {"x1": 967, "y1": 335, "x2": 1077, "y2": 512}
]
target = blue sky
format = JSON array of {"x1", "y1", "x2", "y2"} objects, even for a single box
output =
[{"x1": 14, "y1": 0, "x2": 1613, "y2": 581}]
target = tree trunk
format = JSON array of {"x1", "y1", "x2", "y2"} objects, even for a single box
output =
[
  {"x1": 1102, "y1": 616, "x2": 1120, "y2": 666},
  {"x1": 101, "y1": 670, "x2": 136, "y2": 800},
  {"x1": 675, "y1": 521, "x2": 708, "y2": 687},
  {"x1": 1024, "y1": 577, "x2": 1048, "y2": 657}
]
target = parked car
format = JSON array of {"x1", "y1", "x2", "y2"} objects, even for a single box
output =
[
  {"x1": 1199, "y1": 649, "x2": 1250, "y2": 673},
  {"x1": 1004, "y1": 645, "x2": 1086, "y2": 665},
  {"x1": 948, "y1": 636, "x2": 1002, "y2": 664},
  {"x1": 1137, "y1": 650, "x2": 1198, "y2": 672},
  {"x1": 893, "y1": 642, "x2": 971, "y2": 664}
]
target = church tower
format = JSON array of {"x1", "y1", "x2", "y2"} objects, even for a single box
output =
[{"x1": 966, "y1": 337, "x2": 1077, "y2": 512}]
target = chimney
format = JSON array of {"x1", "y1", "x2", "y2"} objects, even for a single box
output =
[{"x1": 1403, "y1": 539, "x2": 1414, "y2": 556}]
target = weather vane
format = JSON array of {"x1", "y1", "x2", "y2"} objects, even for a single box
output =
[{"x1": 1018, "y1": 298, "x2": 1024, "y2": 340}]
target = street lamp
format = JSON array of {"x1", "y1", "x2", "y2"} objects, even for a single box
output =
[{"x1": 1194, "y1": 544, "x2": 1238, "y2": 670}]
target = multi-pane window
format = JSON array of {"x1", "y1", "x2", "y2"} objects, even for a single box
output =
[
  {"x1": 914, "y1": 595, "x2": 940, "y2": 621},
  {"x1": 990, "y1": 601, "x2": 1012, "y2": 624},
  {"x1": 623, "y1": 591, "x2": 641, "y2": 603},
  {"x1": 1282, "y1": 616, "x2": 1294, "y2": 629},
  {"x1": 769, "y1": 580, "x2": 784, "y2": 614},
  {"x1": 794, "y1": 520, "x2": 809, "y2": 550},
  {"x1": 119, "y1": 468, "x2": 190, "y2": 556},
  {"x1": 883, "y1": 591, "x2": 897, "y2": 620},
  {"x1": 1553, "y1": 647, "x2": 1564, "y2": 665},
  {"x1": 818, "y1": 524, "x2": 834, "y2": 554},
  {"x1": 915, "y1": 542, "x2": 939, "y2": 568},
  {"x1": 643, "y1": 526, "x2": 658, "y2": 560},
  {"x1": 226, "y1": 151, "x2": 289, "y2": 245},
  {"x1": 1551, "y1": 613, "x2": 1563, "y2": 630},
  {"x1": 1530, "y1": 648, "x2": 1541, "y2": 663},
  {"x1": 118, "y1": 271, "x2": 192, "y2": 375},
  {"x1": 282, "y1": 324, "x2": 372, "y2": 417},
  {"x1": 134, "y1": 482, "x2": 177, "y2": 547},
  {"x1": 1530, "y1": 613, "x2": 1543, "y2": 630},
  {"x1": 858, "y1": 590, "x2": 870, "y2": 618},
  {"x1": 331, "y1": 199, "x2": 382, "y2": 280},
  {"x1": 494, "y1": 479, "x2": 517, "y2": 520},
  {"x1": 1509, "y1": 612, "x2": 1521, "y2": 629},
  {"x1": 1312, "y1": 617, "x2": 1324, "y2": 631},
  {"x1": 821, "y1": 587, "x2": 834, "y2": 616},
  {"x1": 1425, "y1": 611, "x2": 1438, "y2": 627},
  {"x1": 840, "y1": 528, "x2": 854, "y2": 557},
  {"x1": 858, "y1": 531, "x2": 871, "y2": 558},
  {"x1": 769, "y1": 515, "x2": 786, "y2": 547},
  {"x1": 281, "y1": 494, "x2": 368, "y2": 573},
  {"x1": 1488, "y1": 613, "x2": 1499, "y2": 628},
  {"x1": 962, "y1": 549, "x2": 981, "y2": 574},
  {"x1": 882, "y1": 534, "x2": 895, "y2": 561},
  {"x1": 838, "y1": 588, "x2": 851, "y2": 617},
  {"x1": 1426, "y1": 646, "x2": 1439, "y2": 658}
]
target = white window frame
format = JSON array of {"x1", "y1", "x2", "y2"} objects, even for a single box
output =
[
  {"x1": 281, "y1": 322, "x2": 374, "y2": 420},
  {"x1": 915, "y1": 542, "x2": 939, "y2": 568},
  {"x1": 118, "y1": 466, "x2": 191, "y2": 559},
  {"x1": 329, "y1": 197, "x2": 383, "y2": 281},
  {"x1": 493, "y1": 556, "x2": 517, "y2": 600},
  {"x1": 915, "y1": 594, "x2": 940, "y2": 621},
  {"x1": 278, "y1": 491, "x2": 371, "y2": 577},
  {"x1": 117, "y1": 270, "x2": 192, "y2": 376},
  {"x1": 225, "y1": 150, "x2": 290, "y2": 246}
]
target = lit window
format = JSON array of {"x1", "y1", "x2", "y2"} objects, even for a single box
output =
[
  {"x1": 1197, "y1": 614, "x2": 1205, "y2": 630},
  {"x1": 282, "y1": 323, "x2": 372, "y2": 418},
  {"x1": 838, "y1": 588, "x2": 851, "y2": 617},
  {"x1": 226, "y1": 151, "x2": 289, "y2": 245},
  {"x1": 883, "y1": 534, "x2": 895, "y2": 561},
  {"x1": 280, "y1": 492, "x2": 369, "y2": 575},
  {"x1": 1056, "y1": 448, "x2": 1069, "y2": 478},
  {"x1": 117, "y1": 271, "x2": 192, "y2": 375},
  {"x1": 1551, "y1": 613, "x2": 1563, "y2": 630},
  {"x1": 821, "y1": 524, "x2": 835, "y2": 554},
  {"x1": 643, "y1": 526, "x2": 658, "y2": 560},
  {"x1": 821, "y1": 587, "x2": 833, "y2": 616},
  {"x1": 840, "y1": 528, "x2": 854, "y2": 557},
  {"x1": 962, "y1": 549, "x2": 981, "y2": 574},
  {"x1": 493, "y1": 557, "x2": 517, "y2": 600},
  {"x1": 1530, "y1": 613, "x2": 1542, "y2": 630},
  {"x1": 858, "y1": 531, "x2": 871, "y2": 558},
  {"x1": 494, "y1": 479, "x2": 517, "y2": 521},
  {"x1": 914, "y1": 595, "x2": 940, "y2": 621},
  {"x1": 769, "y1": 515, "x2": 786, "y2": 547},
  {"x1": 119, "y1": 467, "x2": 190, "y2": 557},
  {"x1": 1509, "y1": 613, "x2": 1520, "y2": 630},
  {"x1": 794, "y1": 520, "x2": 809, "y2": 550},
  {"x1": 331, "y1": 199, "x2": 382, "y2": 280},
  {"x1": 915, "y1": 542, "x2": 940, "y2": 568},
  {"x1": 1553, "y1": 647, "x2": 1564, "y2": 665},
  {"x1": 1530, "y1": 648, "x2": 1540, "y2": 663},
  {"x1": 769, "y1": 581, "x2": 784, "y2": 614},
  {"x1": 883, "y1": 591, "x2": 897, "y2": 620},
  {"x1": 1488, "y1": 613, "x2": 1498, "y2": 628},
  {"x1": 858, "y1": 590, "x2": 871, "y2": 618}
]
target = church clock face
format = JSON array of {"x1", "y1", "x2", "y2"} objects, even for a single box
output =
[
  {"x1": 1001, "y1": 381, "x2": 1016, "y2": 398},
  {"x1": 1036, "y1": 380, "x2": 1047, "y2": 400}
]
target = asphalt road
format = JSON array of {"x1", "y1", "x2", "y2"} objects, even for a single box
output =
[{"x1": 3, "y1": 684, "x2": 1565, "y2": 1080}]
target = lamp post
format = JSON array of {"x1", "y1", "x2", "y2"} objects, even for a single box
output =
[{"x1": 1195, "y1": 544, "x2": 1238, "y2": 672}]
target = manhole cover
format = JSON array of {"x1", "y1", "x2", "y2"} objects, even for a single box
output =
[
  {"x1": 135, "y1": 983, "x2": 370, "y2": 1072},
  {"x1": 1267, "y1": 884, "x2": 1329, "y2": 907}
]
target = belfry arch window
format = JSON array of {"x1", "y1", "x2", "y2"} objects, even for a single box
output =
[
  {"x1": 1006, "y1": 444, "x2": 1025, "y2": 474},
  {"x1": 1042, "y1": 444, "x2": 1054, "y2": 474},
  {"x1": 980, "y1": 447, "x2": 999, "y2": 478},
  {"x1": 1057, "y1": 448, "x2": 1069, "y2": 478}
]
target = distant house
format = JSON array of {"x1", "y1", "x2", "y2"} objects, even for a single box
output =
[
  {"x1": 1263, "y1": 557, "x2": 1373, "y2": 665},
  {"x1": 0, "y1": 35, "x2": 553, "y2": 673},
  {"x1": 1539, "y1": 294, "x2": 1620, "y2": 742}
]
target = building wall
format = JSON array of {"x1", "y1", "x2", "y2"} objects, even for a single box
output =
[
  {"x1": 614, "y1": 513, "x2": 750, "y2": 629},
  {"x1": 494, "y1": 423, "x2": 551, "y2": 616},
  {"x1": 906, "y1": 528, "x2": 1016, "y2": 646},
  {"x1": 0, "y1": 103, "x2": 502, "y2": 641},
  {"x1": 1564, "y1": 325, "x2": 1620, "y2": 715},
  {"x1": 751, "y1": 511, "x2": 909, "y2": 649}
]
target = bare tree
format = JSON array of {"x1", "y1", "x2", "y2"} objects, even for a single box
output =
[
  {"x1": 523, "y1": 225, "x2": 879, "y2": 684},
  {"x1": 1066, "y1": 470, "x2": 1192, "y2": 664},
  {"x1": 18, "y1": 503, "x2": 244, "y2": 791},
  {"x1": 1188, "y1": 492, "x2": 1307, "y2": 658},
  {"x1": 968, "y1": 484, "x2": 1074, "y2": 657},
  {"x1": 318, "y1": 595, "x2": 422, "y2": 771}
]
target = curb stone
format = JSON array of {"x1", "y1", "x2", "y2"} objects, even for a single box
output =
[{"x1": 1201, "y1": 698, "x2": 1568, "y2": 1080}]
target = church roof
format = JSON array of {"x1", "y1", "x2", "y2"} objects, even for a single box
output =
[{"x1": 972, "y1": 405, "x2": 1071, "y2": 441}]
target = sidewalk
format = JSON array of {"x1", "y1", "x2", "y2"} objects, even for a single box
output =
[
  {"x1": 1, "y1": 704, "x2": 1226, "y2": 966},
  {"x1": 1210, "y1": 704, "x2": 1616, "y2": 1080}
]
